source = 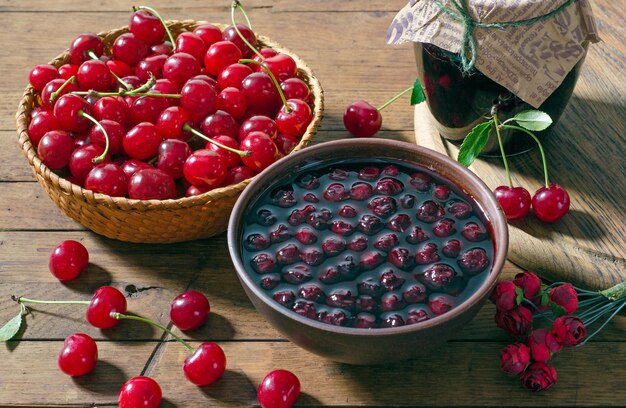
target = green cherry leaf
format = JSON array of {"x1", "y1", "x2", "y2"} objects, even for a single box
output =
[
  {"x1": 515, "y1": 286, "x2": 524, "y2": 305},
  {"x1": 0, "y1": 307, "x2": 25, "y2": 342},
  {"x1": 512, "y1": 110, "x2": 553, "y2": 131},
  {"x1": 410, "y1": 77, "x2": 426, "y2": 105},
  {"x1": 457, "y1": 121, "x2": 493, "y2": 167}
]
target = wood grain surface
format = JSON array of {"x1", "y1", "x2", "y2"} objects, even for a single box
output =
[{"x1": 1, "y1": 0, "x2": 625, "y2": 407}]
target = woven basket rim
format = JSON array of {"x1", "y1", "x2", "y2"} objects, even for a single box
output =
[{"x1": 15, "y1": 20, "x2": 324, "y2": 211}]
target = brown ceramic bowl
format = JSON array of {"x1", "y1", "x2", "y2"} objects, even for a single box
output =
[{"x1": 227, "y1": 138, "x2": 508, "y2": 365}]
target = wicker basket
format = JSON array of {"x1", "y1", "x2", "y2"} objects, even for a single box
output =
[{"x1": 15, "y1": 20, "x2": 324, "y2": 243}]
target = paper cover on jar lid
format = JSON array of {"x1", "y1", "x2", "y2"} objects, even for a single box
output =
[{"x1": 386, "y1": 0, "x2": 599, "y2": 108}]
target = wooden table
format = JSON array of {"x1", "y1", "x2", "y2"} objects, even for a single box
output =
[{"x1": 1, "y1": 1, "x2": 624, "y2": 406}]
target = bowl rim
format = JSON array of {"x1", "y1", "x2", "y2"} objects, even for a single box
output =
[{"x1": 228, "y1": 138, "x2": 508, "y2": 336}]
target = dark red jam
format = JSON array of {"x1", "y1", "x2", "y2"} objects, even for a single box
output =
[
  {"x1": 420, "y1": 44, "x2": 585, "y2": 153},
  {"x1": 241, "y1": 159, "x2": 493, "y2": 329}
]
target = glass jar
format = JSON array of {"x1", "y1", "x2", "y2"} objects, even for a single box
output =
[{"x1": 415, "y1": 43, "x2": 586, "y2": 154}]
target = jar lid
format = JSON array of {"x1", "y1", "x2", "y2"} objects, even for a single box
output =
[{"x1": 387, "y1": 0, "x2": 600, "y2": 107}]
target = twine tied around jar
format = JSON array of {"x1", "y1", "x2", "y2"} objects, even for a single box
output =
[{"x1": 432, "y1": 0, "x2": 578, "y2": 73}]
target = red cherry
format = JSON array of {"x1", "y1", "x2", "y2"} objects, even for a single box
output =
[
  {"x1": 69, "y1": 33, "x2": 105, "y2": 65},
  {"x1": 58, "y1": 333, "x2": 98, "y2": 376},
  {"x1": 89, "y1": 119, "x2": 125, "y2": 155},
  {"x1": 207, "y1": 135, "x2": 241, "y2": 168},
  {"x1": 135, "y1": 54, "x2": 167, "y2": 82},
  {"x1": 241, "y1": 72, "x2": 281, "y2": 116},
  {"x1": 494, "y1": 186, "x2": 531, "y2": 221},
  {"x1": 275, "y1": 133, "x2": 299, "y2": 155},
  {"x1": 204, "y1": 41, "x2": 242, "y2": 77},
  {"x1": 86, "y1": 286, "x2": 127, "y2": 329},
  {"x1": 93, "y1": 96, "x2": 129, "y2": 128},
  {"x1": 240, "y1": 131, "x2": 279, "y2": 172},
  {"x1": 28, "y1": 110, "x2": 61, "y2": 147},
  {"x1": 69, "y1": 144, "x2": 110, "y2": 183},
  {"x1": 343, "y1": 100, "x2": 382, "y2": 137},
  {"x1": 85, "y1": 163, "x2": 128, "y2": 197},
  {"x1": 58, "y1": 64, "x2": 79, "y2": 80},
  {"x1": 157, "y1": 139, "x2": 191, "y2": 179},
  {"x1": 184, "y1": 149, "x2": 228, "y2": 189},
  {"x1": 151, "y1": 78, "x2": 181, "y2": 95},
  {"x1": 112, "y1": 33, "x2": 149, "y2": 66},
  {"x1": 37, "y1": 130, "x2": 74, "y2": 170},
  {"x1": 193, "y1": 24, "x2": 223, "y2": 46},
  {"x1": 128, "y1": 168, "x2": 177, "y2": 200},
  {"x1": 76, "y1": 60, "x2": 113, "y2": 92},
  {"x1": 121, "y1": 159, "x2": 153, "y2": 179},
  {"x1": 261, "y1": 53, "x2": 297, "y2": 82},
  {"x1": 532, "y1": 184, "x2": 570, "y2": 223},
  {"x1": 123, "y1": 122, "x2": 162, "y2": 160},
  {"x1": 181, "y1": 79, "x2": 217, "y2": 122},
  {"x1": 53, "y1": 94, "x2": 91, "y2": 132},
  {"x1": 129, "y1": 94, "x2": 169, "y2": 125},
  {"x1": 151, "y1": 42, "x2": 173, "y2": 56},
  {"x1": 239, "y1": 115, "x2": 278, "y2": 141},
  {"x1": 218, "y1": 63, "x2": 253, "y2": 90},
  {"x1": 257, "y1": 369, "x2": 300, "y2": 408},
  {"x1": 224, "y1": 165, "x2": 256, "y2": 185},
  {"x1": 201, "y1": 110, "x2": 239, "y2": 139},
  {"x1": 216, "y1": 87, "x2": 247, "y2": 120},
  {"x1": 40, "y1": 78, "x2": 80, "y2": 109},
  {"x1": 162, "y1": 52, "x2": 201, "y2": 87},
  {"x1": 280, "y1": 78, "x2": 311, "y2": 102},
  {"x1": 183, "y1": 342, "x2": 226, "y2": 386},
  {"x1": 106, "y1": 59, "x2": 134, "y2": 82},
  {"x1": 29, "y1": 64, "x2": 60, "y2": 92},
  {"x1": 129, "y1": 10, "x2": 166, "y2": 45},
  {"x1": 252, "y1": 48, "x2": 278, "y2": 64},
  {"x1": 157, "y1": 106, "x2": 192, "y2": 140},
  {"x1": 186, "y1": 184, "x2": 211, "y2": 197},
  {"x1": 118, "y1": 376, "x2": 162, "y2": 408},
  {"x1": 190, "y1": 74, "x2": 219, "y2": 91},
  {"x1": 222, "y1": 24, "x2": 257, "y2": 58},
  {"x1": 276, "y1": 99, "x2": 312, "y2": 137},
  {"x1": 176, "y1": 32, "x2": 208, "y2": 63},
  {"x1": 49, "y1": 240, "x2": 89, "y2": 281},
  {"x1": 170, "y1": 290, "x2": 210, "y2": 331}
]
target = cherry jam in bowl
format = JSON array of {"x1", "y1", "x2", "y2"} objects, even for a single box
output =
[{"x1": 228, "y1": 139, "x2": 508, "y2": 364}]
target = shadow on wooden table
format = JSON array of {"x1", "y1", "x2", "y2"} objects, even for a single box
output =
[{"x1": 71, "y1": 359, "x2": 126, "y2": 395}]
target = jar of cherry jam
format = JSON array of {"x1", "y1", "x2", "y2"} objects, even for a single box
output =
[{"x1": 415, "y1": 43, "x2": 587, "y2": 154}]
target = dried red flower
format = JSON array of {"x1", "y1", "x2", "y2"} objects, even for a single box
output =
[
  {"x1": 500, "y1": 343, "x2": 530, "y2": 375},
  {"x1": 521, "y1": 362, "x2": 557, "y2": 392},
  {"x1": 552, "y1": 316, "x2": 586, "y2": 347}
]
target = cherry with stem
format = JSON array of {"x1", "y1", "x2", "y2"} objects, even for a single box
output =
[
  {"x1": 86, "y1": 50, "x2": 133, "y2": 91},
  {"x1": 79, "y1": 111, "x2": 110, "y2": 164},
  {"x1": 50, "y1": 75, "x2": 77, "y2": 106},
  {"x1": 240, "y1": 58, "x2": 290, "y2": 112},
  {"x1": 111, "y1": 312, "x2": 227, "y2": 386},
  {"x1": 343, "y1": 86, "x2": 412, "y2": 138},
  {"x1": 231, "y1": 0, "x2": 263, "y2": 60},
  {"x1": 132, "y1": 6, "x2": 177, "y2": 51},
  {"x1": 182, "y1": 123, "x2": 252, "y2": 157}
]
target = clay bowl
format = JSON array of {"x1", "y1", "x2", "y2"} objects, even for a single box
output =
[{"x1": 227, "y1": 138, "x2": 508, "y2": 365}]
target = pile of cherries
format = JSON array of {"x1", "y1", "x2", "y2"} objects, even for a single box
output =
[
  {"x1": 13, "y1": 239, "x2": 301, "y2": 408},
  {"x1": 27, "y1": 4, "x2": 314, "y2": 200}
]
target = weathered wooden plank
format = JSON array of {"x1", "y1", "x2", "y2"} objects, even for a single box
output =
[
  {"x1": 146, "y1": 341, "x2": 626, "y2": 407},
  {"x1": 2, "y1": 231, "x2": 624, "y2": 343},
  {"x1": 0, "y1": 341, "x2": 157, "y2": 407}
]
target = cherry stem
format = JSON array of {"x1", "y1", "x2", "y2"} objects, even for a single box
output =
[
  {"x1": 79, "y1": 111, "x2": 110, "y2": 163},
  {"x1": 110, "y1": 312, "x2": 195, "y2": 352},
  {"x1": 182, "y1": 123, "x2": 252, "y2": 157},
  {"x1": 231, "y1": 0, "x2": 264, "y2": 60},
  {"x1": 491, "y1": 113, "x2": 513, "y2": 188},
  {"x1": 240, "y1": 58, "x2": 290, "y2": 112},
  {"x1": 502, "y1": 124, "x2": 550, "y2": 188},
  {"x1": 133, "y1": 5, "x2": 176, "y2": 51},
  {"x1": 88, "y1": 50, "x2": 133, "y2": 91},
  {"x1": 377, "y1": 86, "x2": 413, "y2": 112},
  {"x1": 49, "y1": 75, "x2": 77, "y2": 105},
  {"x1": 12, "y1": 295, "x2": 89, "y2": 306}
]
